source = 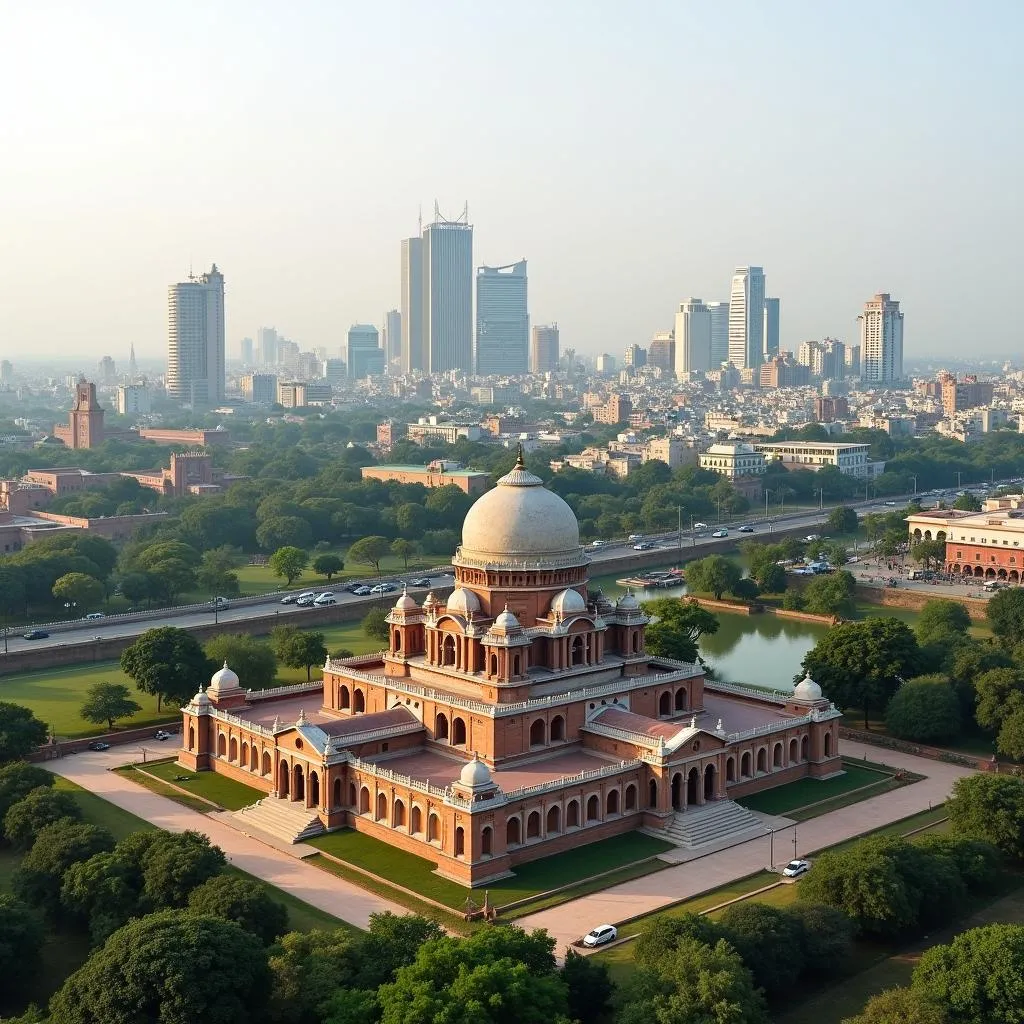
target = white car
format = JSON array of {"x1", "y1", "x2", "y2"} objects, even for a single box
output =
[
  {"x1": 628, "y1": 534, "x2": 644, "y2": 541},
  {"x1": 590, "y1": 539, "x2": 606, "y2": 548},
  {"x1": 782, "y1": 859, "x2": 810, "y2": 878},
  {"x1": 582, "y1": 924, "x2": 617, "y2": 947},
  {"x1": 296, "y1": 592, "x2": 317, "y2": 606},
  {"x1": 154, "y1": 730, "x2": 174, "y2": 741},
  {"x1": 313, "y1": 593, "x2": 337, "y2": 606},
  {"x1": 804, "y1": 534, "x2": 821, "y2": 542},
  {"x1": 712, "y1": 529, "x2": 728, "y2": 538},
  {"x1": 693, "y1": 522, "x2": 709, "y2": 530}
]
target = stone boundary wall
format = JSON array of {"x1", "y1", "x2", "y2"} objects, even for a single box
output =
[
  {"x1": 838, "y1": 726, "x2": 995, "y2": 771},
  {"x1": 852, "y1": 583, "x2": 989, "y2": 621},
  {"x1": 31, "y1": 724, "x2": 181, "y2": 760},
  {"x1": 683, "y1": 595, "x2": 837, "y2": 627}
]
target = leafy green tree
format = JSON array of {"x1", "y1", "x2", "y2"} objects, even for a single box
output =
[
  {"x1": 79, "y1": 682, "x2": 142, "y2": 732},
  {"x1": 120, "y1": 627, "x2": 215, "y2": 713},
  {"x1": 391, "y1": 538, "x2": 416, "y2": 571},
  {"x1": 802, "y1": 570, "x2": 857, "y2": 618},
  {"x1": 643, "y1": 599, "x2": 719, "y2": 663},
  {"x1": 802, "y1": 618, "x2": 922, "y2": 728},
  {"x1": 268, "y1": 546, "x2": 309, "y2": 586},
  {"x1": 423, "y1": 485, "x2": 474, "y2": 529},
  {"x1": 633, "y1": 912, "x2": 724, "y2": 973},
  {"x1": 945, "y1": 773, "x2": 1024, "y2": 860},
  {"x1": 312, "y1": 553, "x2": 344, "y2": 581},
  {"x1": 986, "y1": 587, "x2": 1024, "y2": 649},
  {"x1": 718, "y1": 901, "x2": 805, "y2": 998},
  {"x1": 116, "y1": 571, "x2": 154, "y2": 608},
  {"x1": 842, "y1": 987, "x2": 951, "y2": 1024},
  {"x1": 0, "y1": 762, "x2": 53, "y2": 823},
  {"x1": 788, "y1": 902, "x2": 855, "y2": 976},
  {"x1": 196, "y1": 546, "x2": 242, "y2": 597},
  {"x1": 257, "y1": 515, "x2": 314, "y2": 552},
  {"x1": 915, "y1": 599, "x2": 971, "y2": 648},
  {"x1": 0, "y1": 894, "x2": 44, "y2": 995},
  {"x1": 731, "y1": 577, "x2": 760, "y2": 602},
  {"x1": 0, "y1": 703, "x2": 49, "y2": 764},
  {"x1": 684, "y1": 555, "x2": 742, "y2": 600},
  {"x1": 362, "y1": 608, "x2": 389, "y2": 644},
  {"x1": 60, "y1": 850, "x2": 142, "y2": 943},
  {"x1": 3, "y1": 786, "x2": 81, "y2": 849},
  {"x1": 910, "y1": 539, "x2": 946, "y2": 570},
  {"x1": 885, "y1": 674, "x2": 961, "y2": 743},
  {"x1": 560, "y1": 950, "x2": 614, "y2": 1024},
  {"x1": 129, "y1": 540, "x2": 201, "y2": 604},
  {"x1": 953, "y1": 492, "x2": 982, "y2": 511},
  {"x1": 914, "y1": 835, "x2": 1002, "y2": 893},
  {"x1": 187, "y1": 875, "x2": 288, "y2": 946},
  {"x1": 349, "y1": 912, "x2": 446, "y2": 991},
  {"x1": 48, "y1": 910, "x2": 272, "y2": 1024},
  {"x1": 827, "y1": 505, "x2": 859, "y2": 535},
  {"x1": 204, "y1": 634, "x2": 277, "y2": 690},
  {"x1": 759, "y1": 562, "x2": 788, "y2": 594},
  {"x1": 395, "y1": 502, "x2": 427, "y2": 538},
  {"x1": 912, "y1": 923, "x2": 1024, "y2": 1024},
  {"x1": 267, "y1": 928, "x2": 357, "y2": 1024},
  {"x1": 997, "y1": 708, "x2": 1024, "y2": 761},
  {"x1": 52, "y1": 572, "x2": 105, "y2": 614},
  {"x1": 140, "y1": 830, "x2": 227, "y2": 907},
  {"x1": 974, "y1": 667, "x2": 1024, "y2": 732},
  {"x1": 348, "y1": 535, "x2": 391, "y2": 578},
  {"x1": 271, "y1": 627, "x2": 328, "y2": 681}
]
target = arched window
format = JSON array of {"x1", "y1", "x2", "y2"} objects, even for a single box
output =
[
  {"x1": 632, "y1": 632, "x2": 640, "y2": 653},
  {"x1": 659, "y1": 691, "x2": 671, "y2": 716},
  {"x1": 333, "y1": 778, "x2": 342, "y2": 807},
  {"x1": 607, "y1": 789, "x2": 620, "y2": 815},
  {"x1": 442, "y1": 634, "x2": 457, "y2": 666},
  {"x1": 675, "y1": 688, "x2": 687, "y2": 711},
  {"x1": 309, "y1": 770, "x2": 320, "y2": 806},
  {"x1": 506, "y1": 817, "x2": 521, "y2": 846},
  {"x1": 512, "y1": 654, "x2": 521, "y2": 676},
  {"x1": 375, "y1": 791, "x2": 387, "y2": 822},
  {"x1": 251, "y1": 745, "x2": 259, "y2": 771},
  {"x1": 354, "y1": 689, "x2": 365, "y2": 713},
  {"x1": 789, "y1": 738, "x2": 799, "y2": 763},
  {"x1": 801, "y1": 735, "x2": 809, "y2": 761},
  {"x1": 359, "y1": 786, "x2": 370, "y2": 814},
  {"x1": 427, "y1": 813, "x2": 440, "y2": 843},
  {"x1": 217, "y1": 733, "x2": 226, "y2": 757},
  {"x1": 529, "y1": 719, "x2": 546, "y2": 747},
  {"x1": 293, "y1": 764, "x2": 305, "y2": 801},
  {"x1": 435, "y1": 713, "x2": 449, "y2": 742},
  {"x1": 586, "y1": 794, "x2": 600, "y2": 822},
  {"x1": 625, "y1": 784, "x2": 637, "y2": 811},
  {"x1": 741, "y1": 752, "x2": 751, "y2": 778},
  {"x1": 339, "y1": 685, "x2": 350, "y2": 710},
  {"x1": 546, "y1": 805, "x2": 561, "y2": 833},
  {"x1": 188, "y1": 726, "x2": 194, "y2": 750},
  {"x1": 279, "y1": 761, "x2": 290, "y2": 797},
  {"x1": 262, "y1": 751, "x2": 272, "y2": 777},
  {"x1": 527, "y1": 811, "x2": 541, "y2": 839},
  {"x1": 687, "y1": 767, "x2": 699, "y2": 806},
  {"x1": 411, "y1": 805, "x2": 422, "y2": 834},
  {"x1": 229, "y1": 737, "x2": 238, "y2": 762},
  {"x1": 393, "y1": 799, "x2": 406, "y2": 828},
  {"x1": 572, "y1": 636, "x2": 585, "y2": 665},
  {"x1": 704, "y1": 764, "x2": 715, "y2": 801},
  {"x1": 756, "y1": 748, "x2": 767, "y2": 773},
  {"x1": 648, "y1": 779, "x2": 658, "y2": 808},
  {"x1": 454, "y1": 826, "x2": 465, "y2": 857},
  {"x1": 726, "y1": 757, "x2": 736, "y2": 782},
  {"x1": 481, "y1": 825, "x2": 492, "y2": 856},
  {"x1": 452, "y1": 717, "x2": 467, "y2": 746},
  {"x1": 567, "y1": 799, "x2": 580, "y2": 827},
  {"x1": 824, "y1": 732, "x2": 833, "y2": 757},
  {"x1": 773, "y1": 743, "x2": 783, "y2": 768},
  {"x1": 550, "y1": 715, "x2": 565, "y2": 742},
  {"x1": 394, "y1": 630, "x2": 402, "y2": 652},
  {"x1": 490, "y1": 653, "x2": 498, "y2": 676}
]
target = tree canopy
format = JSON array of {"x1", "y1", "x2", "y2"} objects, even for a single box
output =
[
  {"x1": 270, "y1": 627, "x2": 328, "y2": 681},
  {"x1": 915, "y1": 599, "x2": 972, "y2": 649},
  {"x1": 268, "y1": 546, "x2": 310, "y2": 586},
  {"x1": 312, "y1": 553, "x2": 344, "y2": 581},
  {"x1": 946, "y1": 773, "x2": 1024, "y2": 860},
  {"x1": 52, "y1": 572, "x2": 105, "y2": 614},
  {"x1": 120, "y1": 627, "x2": 214, "y2": 712},
  {"x1": 643, "y1": 599, "x2": 719, "y2": 663},
  {"x1": 79, "y1": 682, "x2": 142, "y2": 732},
  {"x1": 2, "y1": 785, "x2": 81, "y2": 849},
  {"x1": 186, "y1": 874, "x2": 288, "y2": 946},
  {"x1": 684, "y1": 555, "x2": 742, "y2": 600},
  {"x1": 987, "y1": 587, "x2": 1024, "y2": 649},
  {"x1": 348, "y1": 535, "x2": 391, "y2": 577},
  {"x1": 204, "y1": 633, "x2": 277, "y2": 690},
  {"x1": 0, "y1": 703, "x2": 49, "y2": 764},
  {"x1": 885, "y1": 674, "x2": 961, "y2": 743}
]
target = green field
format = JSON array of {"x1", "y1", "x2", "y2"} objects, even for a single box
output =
[
  {"x1": 120, "y1": 760, "x2": 266, "y2": 811},
  {"x1": 736, "y1": 762, "x2": 898, "y2": 818}
]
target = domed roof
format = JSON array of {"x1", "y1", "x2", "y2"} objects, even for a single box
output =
[
  {"x1": 794, "y1": 673, "x2": 823, "y2": 702},
  {"x1": 551, "y1": 588, "x2": 587, "y2": 616},
  {"x1": 210, "y1": 661, "x2": 239, "y2": 691},
  {"x1": 393, "y1": 587, "x2": 418, "y2": 612},
  {"x1": 459, "y1": 753, "x2": 492, "y2": 788},
  {"x1": 445, "y1": 585, "x2": 481, "y2": 616},
  {"x1": 616, "y1": 591, "x2": 640, "y2": 611},
  {"x1": 457, "y1": 448, "x2": 582, "y2": 565},
  {"x1": 191, "y1": 687, "x2": 210, "y2": 708},
  {"x1": 494, "y1": 606, "x2": 521, "y2": 630}
]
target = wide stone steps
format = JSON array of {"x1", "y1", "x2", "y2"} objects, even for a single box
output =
[
  {"x1": 660, "y1": 799, "x2": 764, "y2": 849},
  {"x1": 233, "y1": 797, "x2": 325, "y2": 844}
]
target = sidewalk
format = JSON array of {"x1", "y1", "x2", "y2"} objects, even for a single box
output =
[
  {"x1": 47, "y1": 749, "x2": 405, "y2": 931},
  {"x1": 516, "y1": 739, "x2": 974, "y2": 956}
]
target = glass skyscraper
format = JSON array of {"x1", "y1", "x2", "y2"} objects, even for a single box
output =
[{"x1": 475, "y1": 260, "x2": 528, "y2": 375}]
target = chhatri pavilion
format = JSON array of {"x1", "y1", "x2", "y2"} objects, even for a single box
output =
[{"x1": 179, "y1": 452, "x2": 841, "y2": 885}]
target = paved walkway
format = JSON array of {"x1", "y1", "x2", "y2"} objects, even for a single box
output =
[
  {"x1": 47, "y1": 747, "x2": 405, "y2": 931},
  {"x1": 516, "y1": 740, "x2": 975, "y2": 956}
]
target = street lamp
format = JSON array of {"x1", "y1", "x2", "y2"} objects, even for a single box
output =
[
  {"x1": 910, "y1": 475, "x2": 918, "y2": 497},
  {"x1": 767, "y1": 827, "x2": 775, "y2": 870},
  {"x1": 792, "y1": 827, "x2": 798, "y2": 860},
  {"x1": 815, "y1": 487, "x2": 824, "y2": 510},
  {"x1": 64, "y1": 601, "x2": 76, "y2": 619},
  {"x1": 677, "y1": 506, "x2": 683, "y2": 557}
]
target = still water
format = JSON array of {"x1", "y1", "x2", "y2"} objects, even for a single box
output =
[{"x1": 589, "y1": 570, "x2": 828, "y2": 692}]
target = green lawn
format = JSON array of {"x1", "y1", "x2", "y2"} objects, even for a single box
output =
[
  {"x1": 121, "y1": 760, "x2": 266, "y2": 811},
  {"x1": 736, "y1": 762, "x2": 896, "y2": 817}
]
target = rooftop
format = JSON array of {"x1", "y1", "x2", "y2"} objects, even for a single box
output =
[{"x1": 367, "y1": 464, "x2": 488, "y2": 477}]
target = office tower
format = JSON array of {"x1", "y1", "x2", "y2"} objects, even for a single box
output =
[
  {"x1": 383, "y1": 309, "x2": 401, "y2": 369},
  {"x1": 728, "y1": 267, "x2": 766, "y2": 369},
  {"x1": 422, "y1": 204, "x2": 473, "y2": 373},
  {"x1": 798, "y1": 339, "x2": 846, "y2": 381},
  {"x1": 347, "y1": 324, "x2": 385, "y2": 379},
  {"x1": 98, "y1": 355, "x2": 116, "y2": 383},
  {"x1": 858, "y1": 293, "x2": 904, "y2": 383},
  {"x1": 623, "y1": 343, "x2": 647, "y2": 368},
  {"x1": 296, "y1": 351, "x2": 322, "y2": 380},
  {"x1": 400, "y1": 238, "x2": 423, "y2": 372},
  {"x1": 321, "y1": 359, "x2": 346, "y2": 386},
  {"x1": 595, "y1": 353, "x2": 616, "y2": 373},
  {"x1": 760, "y1": 354, "x2": 810, "y2": 389},
  {"x1": 167, "y1": 264, "x2": 225, "y2": 405},
  {"x1": 648, "y1": 332, "x2": 675, "y2": 373},
  {"x1": 531, "y1": 324, "x2": 560, "y2": 372},
  {"x1": 845, "y1": 344, "x2": 861, "y2": 376},
  {"x1": 707, "y1": 301, "x2": 730, "y2": 366},
  {"x1": 674, "y1": 298, "x2": 713, "y2": 375},
  {"x1": 0, "y1": 360, "x2": 13, "y2": 386},
  {"x1": 241, "y1": 373, "x2": 277, "y2": 405},
  {"x1": 763, "y1": 297, "x2": 780, "y2": 358},
  {"x1": 256, "y1": 327, "x2": 278, "y2": 365},
  {"x1": 117, "y1": 383, "x2": 151, "y2": 415},
  {"x1": 239, "y1": 337, "x2": 254, "y2": 364},
  {"x1": 475, "y1": 260, "x2": 528, "y2": 375}
]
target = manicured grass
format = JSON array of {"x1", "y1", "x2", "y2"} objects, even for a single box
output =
[
  {"x1": 307, "y1": 828, "x2": 673, "y2": 910},
  {"x1": 133, "y1": 760, "x2": 266, "y2": 810},
  {"x1": 736, "y1": 762, "x2": 896, "y2": 817}
]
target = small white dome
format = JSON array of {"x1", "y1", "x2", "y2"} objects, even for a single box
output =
[
  {"x1": 445, "y1": 586, "x2": 481, "y2": 616},
  {"x1": 494, "y1": 606, "x2": 521, "y2": 630},
  {"x1": 459, "y1": 754, "x2": 492, "y2": 788},
  {"x1": 794, "y1": 673, "x2": 823, "y2": 701},
  {"x1": 616, "y1": 592, "x2": 640, "y2": 611},
  {"x1": 394, "y1": 588, "x2": 418, "y2": 612},
  {"x1": 210, "y1": 661, "x2": 239, "y2": 690},
  {"x1": 191, "y1": 688, "x2": 210, "y2": 708},
  {"x1": 551, "y1": 588, "x2": 587, "y2": 616}
]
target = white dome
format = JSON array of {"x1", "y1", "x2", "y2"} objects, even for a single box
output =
[
  {"x1": 616, "y1": 592, "x2": 640, "y2": 611},
  {"x1": 551, "y1": 588, "x2": 587, "y2": 616},
  {"x1": 210, "y1": 661, "x2": 239, "y2": 690},
  {"x1": 494, "y1": 606, "x2": 521, "y2": 630},
  {"x1": 459, "y1": 754, "x2": 492, "y2": 788},
  {"x1": 394, "y1": 588, "x2": 418, "y2": 612},
  {"x1": 445, "y1": 585, "x2": 481, "y2": 616},
  {"x1": 794, "y1": 673, "x2": 823, "y2": 701},
  {"x1": 191, "y1": 688, "x2": 210, "y2": 708},
  {"x1": 458, "y1": 452, "x2": 581, "y2": 564}
]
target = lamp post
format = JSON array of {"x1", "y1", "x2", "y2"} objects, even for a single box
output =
[
  {"x1": 815, "y1": 487, "x2": 824, "y2": 511},
  {"x1": 677, "y1": 506, "x2": 683, "y2": 557},
  {"x1": 212, "y1": 594, "x2": 220, "y2": 625},
  {"x1": 910, "y1": 475, "x2": 918, "y2": 497},
  {"x1": 64, "y1": 601, "x2": 76, "y2": 620},
  {"x1": 792, "y1": 827, "x2": 798, "y2": 860},
  {"x1": 767, "y1": 827, "x2": 775, "y2": 870}
]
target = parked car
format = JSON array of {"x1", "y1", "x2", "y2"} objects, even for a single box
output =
[
  {"x1": 693, "y1": 522, "x2": 709, "y2": 530},
  {"x1": 87, "y1": 741, "x2": 111, "y2": 751},
  {"x1": 154, "y1": 730, "x2": 173, "y2": 741},
  {"x1": 83, "y1": 611, "x2": 105, "y2": 619},
  {"x1": 352, "y1": 586, "x2": 372, "y2": 596},
  {"x1": 782, "y1": 859, "x2": 810, "y2": 878},
  {"x1": 296, "y1": 592, "x2": 317, "y2": 606},
  {"x1": 884, "y1": 500, "x2": 897, "y2": 506},
  {"x1": 738, "y1": 525, "x2": 755, "y2": 533},
  {"x1": 280, "y1": 593, "x2": 299, "y2": 604},
  {"x1": 22, "y1": 630, "x2": 49, "y2": 640},
  {"x1": 313, "y1": 593, "x2": 337, "y2": 606},
  {"x1": 711, "y1": 529, "x2": 729, "y2": 538},
  {"x1": 210, "y1": 596, "x2": 231, "y2": 609},
  {"x1": 370, "y1": 583, "x2": 396, "y2": 594},
  {"x1": 409, "y1": 578, "x2": 431, "y2": 587},
  {"x1": 582, "y1": 924, "x2": 618, "y2": 947}
]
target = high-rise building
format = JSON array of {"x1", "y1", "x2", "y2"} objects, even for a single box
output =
[
  {"x1": 127, "y1": 344, "x2": 138, "y2": 383},
  {"x1": 347, "y1": 324, "x2": 385, "y2": 379},
  {"x1": 167, "y1": 264, "x2": 225, "y2": 405},
  {"x1": 422, "y1": 205, "x2": 473, "y2": 373},
  {"x1": 858, "y1": 293, "x2": 904, "y2": 383},
  {"x1": 321, "y1": 359, "x2": 347, "y2": 386},
  {"x1": 400, "y1": 238, "x2": 423, "y2": 372},
  {"x1": 763, "y1": 297, "x2": 780, "y2": 359},
  {"x1": 98, "y1": 356, "x2": 116, "y2": 383},
  {"x1": 623, "y1": 343, "x2": 647, "y2": 368},
  {"x1": 531, "y1": 324, "x2": 559, "y2": 372},
  {"x1": 940, "y1": 373, "x2": 994, "y2": 417},
  {"x1": 117, "y1": 384, "x2": 151, "y2": 415},
  {"x1": 760, "y1": 353, "x2": 810, "y2": 389},
  {"x1": 595, "y1": 353, "x2": 617, "y2": 373},
  {"x1": 845, "y1": 344, "x2": 861, "y2": 376},
  {"x1": 383, "y1": 309, "x2": 401, "y2": 370},
  {"x1": 475, "y1": 260, "x2": 528, "y2": 375},
  {"x1": 239, "y1": 337, "x2": 254, "y2": 364},
  {"x1": 674, "y1": 299, "x2": 712, "y2": 375},
  {"x1": 728, "y1": 267, "x2": 766, "y2": 369},
  {"x1": 707, "y1": 301, "x2": 730, "y2": 366},
  {"x1": 0, "y1": 360, "x2": 13, "y2": 386},
  {"x1": 257, "y1": 326, "x2": 279, "y2": 366},
  {"x1": 241, "y1": 373, "x2": 277, "y2": 405},
  {"x1": 648, "y1": 332, "x2": 675, "y2": 373},
  {"x1": 797, "y1": 339, "x2": 846, "y2": 381}
]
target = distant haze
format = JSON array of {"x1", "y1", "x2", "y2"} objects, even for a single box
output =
[{"x1": 1, "y1": 1, "x2": 1020, "y2": 360}]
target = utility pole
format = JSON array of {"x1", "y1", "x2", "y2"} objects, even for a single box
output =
[
  {"x1": 677, "y1": 506, "x2": 682, "y2": 557},
  {"x1": 910, "y1": 475, "x2": 917, "y2": 496}
]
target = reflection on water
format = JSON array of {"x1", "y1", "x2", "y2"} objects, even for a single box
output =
[{"x1": 589, "y1": 570, "x2": 828, "y2": 691}]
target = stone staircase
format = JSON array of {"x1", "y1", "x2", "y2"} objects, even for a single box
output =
[
  {"x1": 659, "y1": 800, "x2": 764, "y2": 850},
  {"x1": 233, "y1": 797, "x2": 325, "y2": 844}
]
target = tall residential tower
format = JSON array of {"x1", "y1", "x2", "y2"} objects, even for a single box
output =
[
  {"x1": 728, "y1": 267, "x2": 766, "y2": 369},
  {"x1": 674, "y1": 299, "x2": 712, "y2": 375},
  {"x1": 858, "y1": 293, "x2": 904, "y2": 383},
  {"x1": 475, "y1": 260, "x2": 528, "y2": 375},
  {"x1": 167, "y1": 264, "x2": 225, "y2": 405},
  {"x1": 531, "y1": 324, "x2": 560, "y2": 372},
  {"x1": 422, "y1": 204, "x2": 473, "y2": 373},
  {"x1": 400, "y1": 238, "x2": 424, "y2": 372},
  {"x1": 763, "y1": 297, "x2": 780, "y2": 359}
]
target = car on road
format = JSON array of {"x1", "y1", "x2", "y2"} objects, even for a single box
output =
[
  {"x1": 693, "y1": 522, "x2": 709, "y2": 530},
  {"x1": 738, "y1": 525, "x2": 755, "y2": 533},
  {"x1": 628, "y1": 533, "x2": 644, "y2": 541},
  {"x1": 87, "y1": 741, "x2": 111, "y2": 751},
  {"x1": 583, "y1": 925, "x2": 618, "y2": 947},
  {"x1": 408, "y1": 578, "x2": 431, "y2": 587},
  {"x1": 782, "y1": 859, "x2": 810, "y2": 878},
  {"x1": 280, "y1": 593, "x2": 299, "y2": 604},
  {"x1": 590, "y1": 539, "x2": 606, "y2": 548},
  {"x1": 83, "y1": 611, "x2": 105, "y2": 619},
  {"x1": 711, "y1": 529, "x2": 729, "y2": 538},
  {"x1": 154, "y1": 730, "x2": 174, "y2": 741},
  {"x1": 210, "y1": 596, "x2": 231, "y2": 610},
  {"x1": 22, "y1": 630, "x2": 49, "y2": 640},
  {"x1": 296, "y1": 592, "x2": 317, "y2": 606},
  {"x1": 884, "y1": 500, "x2": 897, "y2": 506},
  {"x1": 313, "y1": 592, "x2": 337, "y2": 606},
  {"x1": 343, "y1": 583, "x2": 365, "y2": 593},
  {"x1": 370, "y1": 583, "x2": 397, "y2": 594},
  {"x1": 632, "y1": 542, "x2": 654, "y2": 550},
  {"x1": 804, "y1": 534, "x2": 821, "y2": 542},
  {"x1": 352, "y1": 585, "x2": 372, "y2": 596}
]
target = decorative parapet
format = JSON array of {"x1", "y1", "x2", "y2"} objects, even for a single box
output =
[
  {"x1": 725, "y1": 704, "x2": 841, "y2": 742},
  {"x1": 451, "y1": 547, "x2": 590, "y2": 571},
  {"x1": 501, "y1": 758, "x2": 644, "y2": 800},
  {"x1": 704, "y1": 679, "x2": 791, "y2": 705},
  {"x1": 247, "y1": 680, "x2": 324, "y2": 701},
  {"x1": 341, "y1": 753, "x2": 474, "y2": 810},
  {"x1": 325, "y1": 721, "x2": 424, "y2": 751},
  {"x1": 208, "y1": 706, "x2": 276, "y2": 738},
  {"x1": 580, "y1": 721, "x2": 664, "y2": 750}
]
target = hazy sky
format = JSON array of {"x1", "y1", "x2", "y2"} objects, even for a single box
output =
[{"x1": 2, "y1": 1, "x2": 1021, "y2": 363}]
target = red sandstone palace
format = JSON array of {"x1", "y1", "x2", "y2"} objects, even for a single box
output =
[{"x1": 180, "y1": 453, "x2": 841, "y2": 885}]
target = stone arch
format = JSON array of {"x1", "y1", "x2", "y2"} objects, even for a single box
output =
[
  {"x1": 571, "y1": 635, "x2": 585, "y2": 665},
  {"x1": 250, "y1": 745, "x2": 259, "y2": 771},
  {"x1": 339, "y1": 685, "x2": 350, "y2": 710},
  {"x1": 481, "y1": 825, "x2": 492, "y2": 856},
  {"x1": 359, "y1": 785, "x2": 370, "y2": 814},
  {"x1": 452, "y1": 717, "x2": 467, "y2": 746},
  {"x1": 659, "y1": 690, "x2": 672, "y2": 716},
  {"x1": 530, "y1": 718, "x2": 546, "y2": 747},
  {"x1": 393, "y1": 629, "x2": 402, "y2": 652},
  {"x1": 773, "y1": 742, "x2": 783, "y2": 768},
  {"x1": 527, "y1": 810, "x2": 541, "y2": 839},
  {"x1": 671, "y1": 771, "x2": 683, "y2": 810},
  {"x1": 567, "y1": 799, "x2": 581, "y2": 827},
  {"x1": 427, "y1": 812, "x2": 440, "y2": 843},
  {"x1": 912, "y1": 528, "x2": 922, "y2": 541},
  {"x1": 490, "y1": 653, "x2": 498, "y2": 676},
  {"x1": 229, "y1": 736, "x2": 238, "y2": 762},
  {"x1": 435, "y1": 712, "x2": 449, "y2": 742},
  {"x1": 687, "y1": 766, "x2": 699, "y2": 805},
  {"x1": 241, "y1": 741, "x2": 248, "y2": 767},
  {"x1": 393, "y1": 798, "x2": 406, "y2": 828},
  {"x1": 756, "y1": 747, "x2": 767, "y2": 773},
  {"x1": 293, "y1": 764, "x2": 305, "y2": 802},
  {"x1": 506, "y1": 816, "x2": 521, "y2": 846},
  {"x1": 741, "y1": 751, "x2": 751, "y2": 778},
  {"x1": 512, "y1": 653, "x2": 522, "y2": 676},
  {"x1": 937, "y1": 530, "x2": 947, "y2": 541},
  {"x1": 454, "y1": 825, "x2": 465, "y2": 857},
  {"x1": 279, "y1": 760, "x2": 290, "y2": 797},
  {"x1": 442, "y1": 634, "x2": 457, "y2": 666},
  {"x1": 263, "y1": 751, "x2": 272, "y2": 776},
  {"x1": 586, "y1": 793, "x2": 600, "y2": 822},
  {"x1": 547, "y1": 804, "x2": 561, "y2": 833},
  {"x1": 375, "y1": 791, "x2": 387, "y2": 822},
  {"x1": 550, "y1": 715, "x2": 566, "y2": 742},
  {"x1": 309, "y1": 770, "x2": 320, "y2": 807},
  {"x1": 998, "y1": 568, "x2": 1008, "y2": 580},
  {"x1": 625, "y1": 783, "x2": 637, "y2": 810},
  {"x1": 674, "y1": 687, "x2": 688, "y2": 711},
  {"x1": 333, "y1": 777, "x2": 343, "y2": 807},
  {"x1": 801, "y1": 734, "x2": 809, "y2": 761},
  {"x1": 411, "y1": 805, "x2": 423, "y2": 834},
  {"x1": 704, "y1": 763, "x2": 715, "y2": 800},
  {"x1": 354, "y1": 689, "x2": 365, "y2": 713},
  {"x1": 789, "y1": 737, "x2": 799, "y2": 763},
  {"x1": 824, "y1": 732, "x2": 833, "y2": 757},
  {"x1": 217, "y1": 733, "x2": 227, "y2": 757},
  {"x1": 923, "y1": 529, "x2": 932, "y2": 541},
  {"x1": 632, "y1": 631, "x2": 640, "y2": 653},
  {"x1": 188, "y1": 725, "x2": 194, "y2": 750},
  {"x1": 607, "y1": 788, "x2": 620, "y2": 815},
  {"x1": 726, "y1": 756, "x2": 736, "y2": 782}
]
